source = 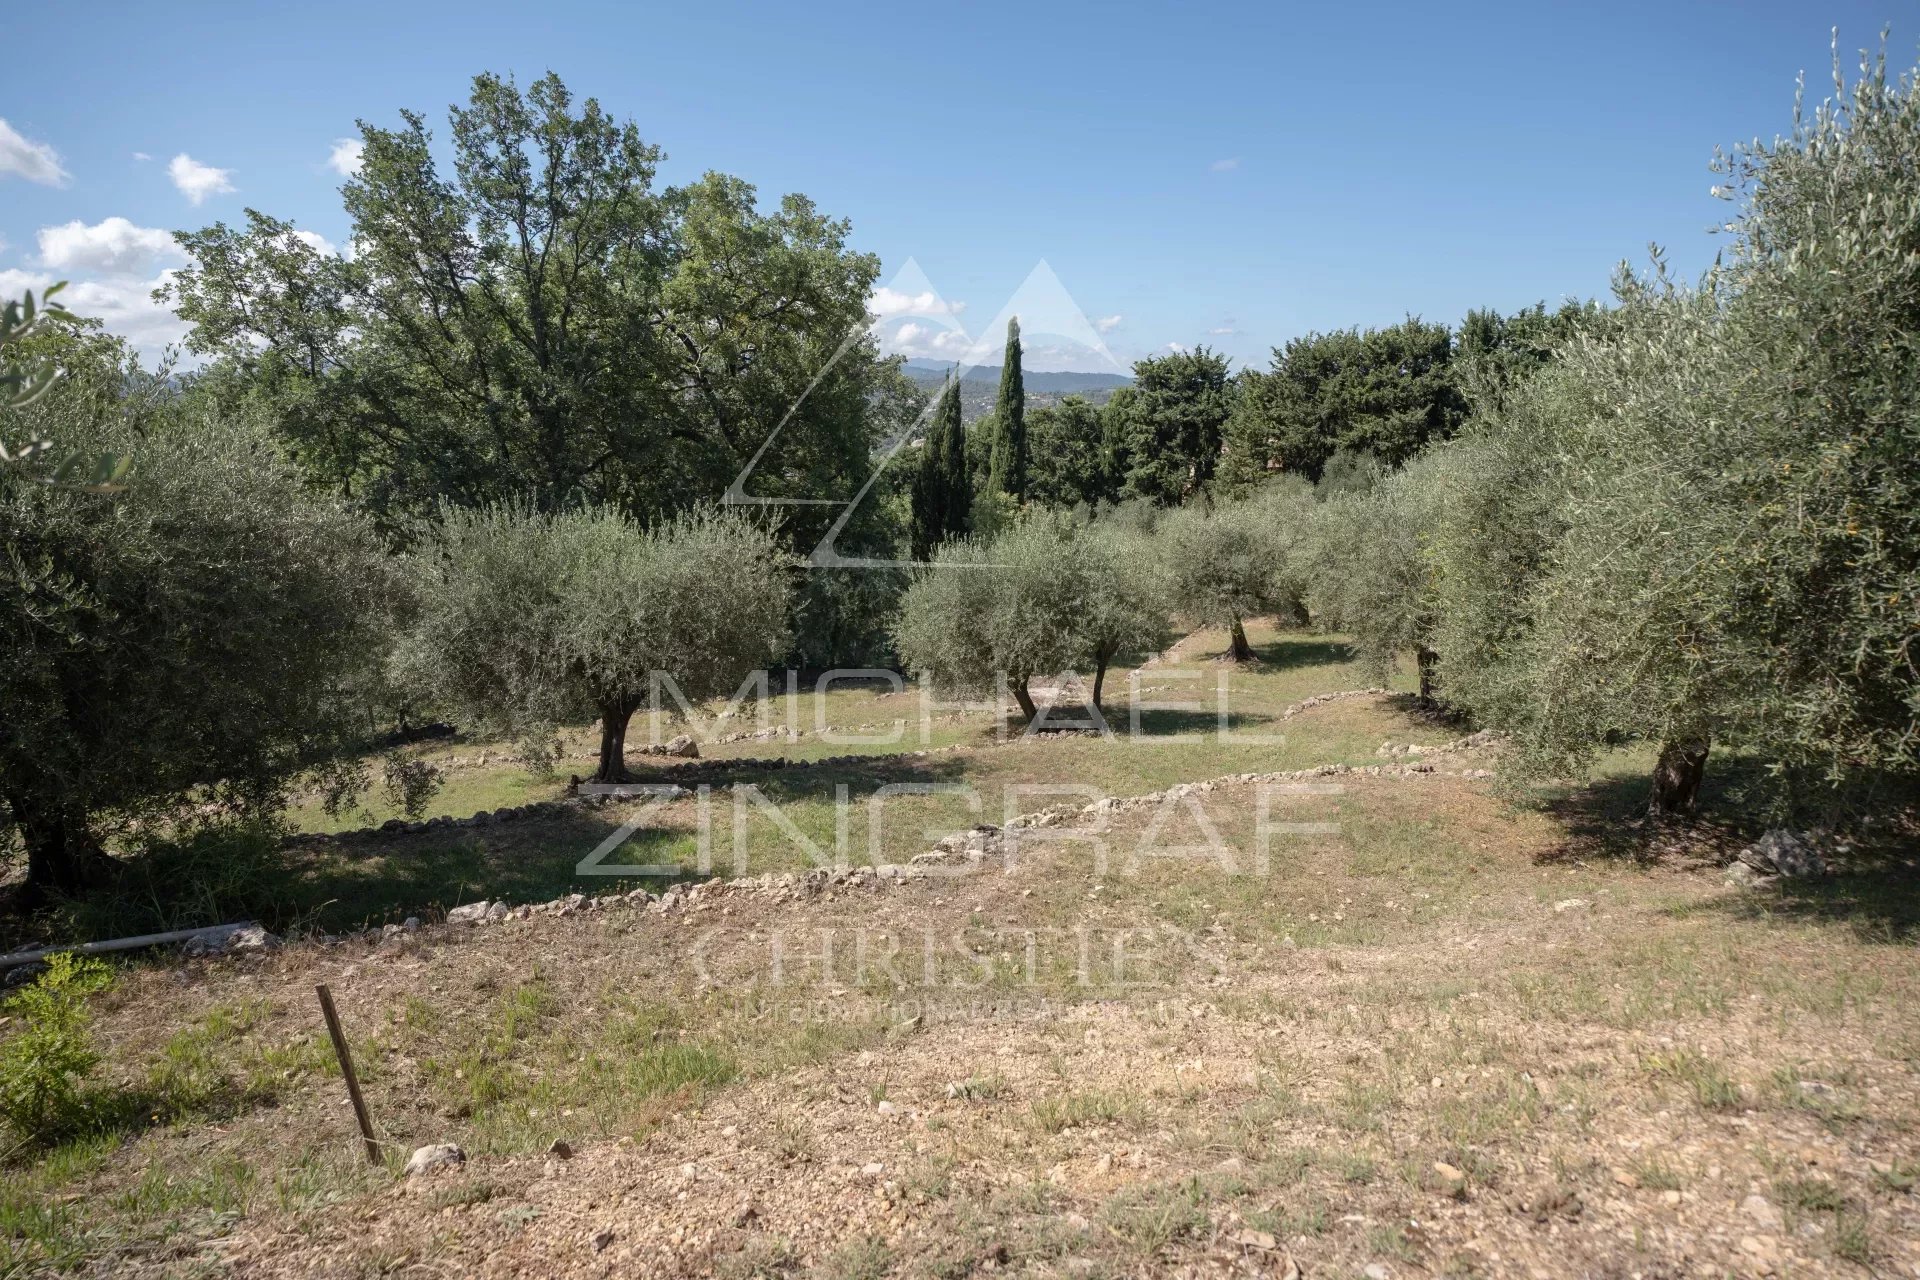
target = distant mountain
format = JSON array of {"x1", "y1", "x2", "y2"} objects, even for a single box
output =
[
  {"x1": 900, "y1": 360, "x2": 1131, "y2": 423},
  {"x1": 901, "y1": 360, "x2": 1131, "y2": 394}
]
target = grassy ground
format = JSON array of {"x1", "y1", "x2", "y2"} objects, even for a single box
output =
[{"x1": 3, "y1": 621, "x2": 1917, "y2": 1277}]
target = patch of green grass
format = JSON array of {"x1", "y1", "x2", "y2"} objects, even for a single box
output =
[
  {"x1": 1099, "y1": 1177, "x2": 1210, "y2": 1257},
  {"x1": 1029, "y1": 1089, "x2": 1143, "y2": 1133},
  {"x1": 820, "y1": 1235, "x2": 892, "y2": 1280},
  {"x1": 1644, "y1": 1048, "x2": 1744, "y2": 1111},
  {"x1": 1833, "y1": 1212, "x2": 1874, "y2": 1265},
  {"x1": 1772, "y1": 1175, "x2": 1847, "y2": 1213},
  {"x1": 1627, "y1": 1155, "x2": 1685, "y2": 1191}
]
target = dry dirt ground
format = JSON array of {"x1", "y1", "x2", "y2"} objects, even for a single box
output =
[{"x1": 5, "y1": 626, "x2": 1919, "y2": 1279}]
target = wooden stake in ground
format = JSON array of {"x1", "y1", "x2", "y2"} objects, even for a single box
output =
[{"x1": 315, "y1": 984, "x2": 382, "y2": 1166}]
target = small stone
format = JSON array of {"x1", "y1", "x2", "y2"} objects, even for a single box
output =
[
  {"x1": 875, "y1": 1100, "x2": 900, "y2": 1117},
  {"x1": 1232, "y1": 1227, "x2": 1278, "y2": 1251},
  {"x1": 862, "y1": 1162, "x2": 885, "y2": 1177},
  {"x1": 1741, "y1": 1194, "x2": 1784, "y2": 1231},
  {"x1": 591, "y1": 1228, "x2": 615, "y2": 1254},
  {"x1": 445, "y1": 902, "x2": 491, "y2": 925},
  {"x1": 1553, "y1": 898, "x2": 1591, "y2": 914},
  {"x1": 547, "y1": 1139, "x2": 573, "y2": 1159},
  {"x1": 403, "y1": 1143, "x2": 466, "y2": 1177},
  {"x1": 1364, "y1": 1265, "x2": 1393, "y2": 1280}
]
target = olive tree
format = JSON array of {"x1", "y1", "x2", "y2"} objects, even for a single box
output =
[
  {"x1": 0, "y1": 331, "x2": 395, "y2": 899},
  {"x1": 1075, "y1": 522, "x2": 1173, "y2": 707},
  {"x1": 893, "y1": 519, "x2": 1131, "y2": 720},
  {"x1": 1433, "y1": 47, "x2": 1920, "y2": 818},
  {"x1": 405, "y1": 504, "x2": 791, "y2": 781},
  {"x1": 1160, "y1": 480, "x2": 1313, "y2": 660},
  {"x1": 1303, "y1": 453, "x2": 1451, "y2": 700}
]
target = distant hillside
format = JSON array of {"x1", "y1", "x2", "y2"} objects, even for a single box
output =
[{"x1": 901, "y1": 360, "x2": 1130, "y2": 422}]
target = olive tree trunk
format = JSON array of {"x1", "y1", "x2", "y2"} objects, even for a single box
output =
[
  {"x1": 1648, "y1": 734, "x2": 1710, "y2": 819},
  {"x1": 1009, "y1": 675, "x2": 1038, "y2": 721},
  {"x1": 1416, "y1": 646, "x2": 1439, "y2": 703},
  {"x1": 1228, "y1": 617, "x2": 1255, "y2": 662},
  {"x1": 7, "y1": 789, "x2": 112, "y2": 902},
  {"x1": 1091, "y1": 643, "x2": 1117, "y2": 710},
  {"x1": 593, "y1": 696, "x2": 641, "y2": 783}
]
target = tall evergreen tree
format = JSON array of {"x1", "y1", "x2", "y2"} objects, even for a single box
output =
[
  {"x1": 907, "y1": 374, "x2": 952, "y2": 561},
  {"x1": 939, "y1": 372, "x2": 971, "y2": 537},
  {"x1": 910, "y1": 373, "x2": 970, "y2": 557},
  {"x1": 987, "y1": 316, "x2": 1028, "y2": 498}
]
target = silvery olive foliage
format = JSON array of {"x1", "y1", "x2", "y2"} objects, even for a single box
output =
[
  {"x1": 1303, "y1": 452, "x2": 1452, "y2": 698},
  {"x1": 404, "y1": 503, "x2": 792, "y2": 781},
  {"x1": 892, "y1": 516, "x2": 1171, "y2": 719},
  {"x1": 1, "y1": 328, "x2": 396, "y2": 894},
  {"x1": 1159, "y1": 480, "x2": 1314, "y2": 660},
  {"x1": 1432, "y1": 45, "x2": 1920, "y2": 814}
]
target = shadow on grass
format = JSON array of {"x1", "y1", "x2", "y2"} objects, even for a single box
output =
[
  {"x1": 1536, "y1": 758, "x2": 1920, "y2": 942},
  {"x1": 1121, "y1": 708, "x2": 1278, "y2": 738},
  {"x1": 1698, "y1": 866, "x2": 1920, "y2": 944},
  {"x1": 7, "y1": 754, "x2": 976, "y2": 950},
  {"x1": 1529, "y1": 753, "x2": 1794, "y2": 868},
  {"x1": 1249, "y1": 636, "x2": 1356, "y2": 670}
]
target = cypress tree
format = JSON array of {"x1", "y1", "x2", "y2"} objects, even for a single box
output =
[
  {"x1": 987, "y1": 316, "x2": 1028, "y2": 498},
  {"x1": 908, "y1": 380, "x2": 949, "y2": 561},
  {"x1": 939, "y1": 372, "x2": 971, "y2": 537}
]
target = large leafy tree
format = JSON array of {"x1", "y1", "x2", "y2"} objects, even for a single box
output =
[
  {"x1": 1223, "y1": 317, "x2": 1462, "y2": 486},
  {"x1": 0, "y1": 329, "x2": 394, "y2": 899},
  {"x1": 164, "y1": 72, "x2": 887, "y2": 544},
  {"x1": 1111, "y1": 347, "x2": 1233, "y2": 505},
  {"x1": 404, "y1": 504, "x2": 790, "y2": 783},
  {"x1": 1025, "y1": 394, "x2": 1112, "y2": 508}
]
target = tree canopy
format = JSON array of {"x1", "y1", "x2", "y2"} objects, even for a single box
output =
[
  {"x1": 405, "y1": 503, "x2": 789, "y2": 782},
  {"x1": 1223, "y1": 317, "x2": 1462, "y2": 487},
  {"x1": 165, "y1": 72, "x2": 892, "y2": 545},
  {"x1": 0, "y1": 328, "x2": 394, "y2": 897}
]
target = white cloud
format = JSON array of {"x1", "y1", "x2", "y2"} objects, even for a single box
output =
[
  {"x1": 1206, "y1": 326, "x2": 1239, "y2": 336},
  {"x1": 880, "y1": 321, "x2": 977, "y2": 362},
  {"x1": 0, "y1": 119, "x2": 71, "y2": 187},
  {"x1": 328, "y1": 138, "x2": 364, "y2": 177},
  {"x1": 289, "y1": 228, "x2": 337, "y2": 256},
  {"x1": 1209, "y1": 157, "x2": 1241, "y2": 172},
  {"x1": 869, "y1": 285, "x2": 965, "y2": 319},
  {"x1": 0, "y1": 266, "x2": 187, "y2": 358},
  {"x1": 132, "y1": 151, "x2": 152, "y2": 162},
  {"x1": 1165, "y1": 341, "x2": 1189, "y2": 354},
  {"x1": 38, "y1": 217, "x2": 181, "y2": 275},
  {"x1": 1094, "y1": 314, "x2": 1123, "y2": 334},
  {"x1": 168, "y1": 153, "x2": 235, "y2": 205}
]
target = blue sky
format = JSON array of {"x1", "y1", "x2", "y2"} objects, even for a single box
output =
[{"x1": 3, "y1": 0, "x2": 1909, "y2": 370}]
